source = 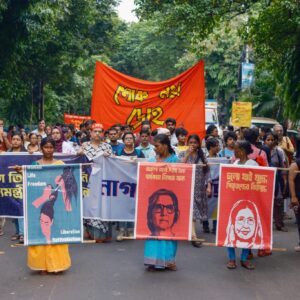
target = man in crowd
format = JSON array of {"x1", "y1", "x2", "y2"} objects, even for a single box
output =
[
  {"x1": 32, "y1": 119, "x2": 47, "y2": 138},
  {"x1": 165, "y1": 118, "x2": 178, "y2": 146},
  {"x1": 135, "y1": 129, "x2": 156, "y2": 159},
  {"x1": 109, "y1": 127, "x2": 124, "y2": 155},
  {"x1": 273, "y1": 124, "x2": 294, "y2": 164}
]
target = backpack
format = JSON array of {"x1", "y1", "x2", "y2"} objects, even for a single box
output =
[{"x1": 255, "y1": 149, "x2": 268, "y2": 166}]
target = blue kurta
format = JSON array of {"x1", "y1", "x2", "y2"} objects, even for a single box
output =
[{"x1": 144, "y1": 154, "x2": 179, "y2": 269}]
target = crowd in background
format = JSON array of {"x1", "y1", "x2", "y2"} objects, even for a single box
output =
[{"x1": 1, "y1": 116, "x2": 300, "y2": 272}]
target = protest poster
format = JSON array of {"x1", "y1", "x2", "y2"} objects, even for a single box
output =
[
  {"x1": 216, "y1": 165, "x2": 276, "y2": 250},
  {"x1": 91, "y1": 61, "x2": 205, "y2": 138},
  {"x1": 83, "y1": 155, "x2": 138, "y2": 221},
  {"x1": 135, "y1": 162, "x2": 195, "y2": 241},
  {"x1": 24, "y1": 164, "x2": 83, "y2": 246},
  {"x1": 64, "y1": 114, "x2": 91, "y2": 130},
  {"x1": 0, "y1": 153, "x2": 86, "y2": 218},
  {"x1": 231, "y1": 102, "x2": 252, "y2": 128}
]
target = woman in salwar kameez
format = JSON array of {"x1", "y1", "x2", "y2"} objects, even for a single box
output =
[
  {"x1": 144, "y1": 134, "x2": 180, "y2": 271},
  {"x1": 179, "y1": 134, "x2": 211, "y2": 247}
]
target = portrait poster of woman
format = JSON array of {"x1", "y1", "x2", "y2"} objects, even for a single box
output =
[
  {"x1": 135, "y1": 162, "x2": 195, "y2": 240},
  {"x1": 216, "y1": 165, "x2": 276, "y2": 250},
  {"x1": 24, "y1": 164, "x2": 83, "y2": 246}
]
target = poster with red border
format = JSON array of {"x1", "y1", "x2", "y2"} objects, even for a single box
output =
[
  {"x1": 216, "y1": 165, "x2": 276, "y2": 250},
  {"x1": 135, "y1": 162, "x2": 195, "y2": 240}
]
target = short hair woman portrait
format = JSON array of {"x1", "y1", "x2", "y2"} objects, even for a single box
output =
[{"x1": 147, "y1": 189, "x2": 180, "y2": 237}]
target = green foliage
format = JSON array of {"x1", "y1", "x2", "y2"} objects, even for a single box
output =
[
  {"x1": 136, "y1": 0, "x2": 300, "y2": 122},
  {"x1": 0, "y1": 0, "x2": 121, "y2": 124},
  {"x1": 111, "y1": 19, "x2": 187, "y2": 81}
]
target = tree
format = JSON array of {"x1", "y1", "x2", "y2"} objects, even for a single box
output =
[
  {"x1": 0, "y1": 0, "x2": 121, "y2": 124},
  {"x1": 111, "y1": 19, "x2": 187, "y2": 81}
]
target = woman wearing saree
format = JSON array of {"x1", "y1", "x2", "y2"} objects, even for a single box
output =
[{"x1": 144, "y1": 134, "x2": 179, "y2": 271}]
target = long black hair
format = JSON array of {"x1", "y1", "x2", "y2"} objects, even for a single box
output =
[
  {"x1": 60, "y1": 166, "x2": 78, "y2": 206},
  {"x1": 154, "y1": 134, "x2": 175, "y2": 155},
  {"x1": 187, "y1": 134, "x2": 208, "y2": 173}
]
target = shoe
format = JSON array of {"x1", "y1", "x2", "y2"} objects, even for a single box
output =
[
  {"x1": 0, "y1": 229, "x2": 3, "y2": 236},
  {"x1": 191, "y1": 240, "x2": 202, "y2": 248},
  {"x1": 226, "y1": 260, "x2": 237, "y2": 269},
  {"x1": 19, "y1": 235, "x2": 24, "y2": 244},
  {"x1": 241, "y1": 260, "x2": 255, "y2": 270},
  {"x1": 146, "y1": 266, "x2": 156, "y2": 272},
  {"x1": 116, "y1": 229, "x2": 125, "y2": 242}
]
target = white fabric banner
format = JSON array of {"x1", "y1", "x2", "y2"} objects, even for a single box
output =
[{"x1": 83, "y1": 156, "x2": 140, "y2": 221}]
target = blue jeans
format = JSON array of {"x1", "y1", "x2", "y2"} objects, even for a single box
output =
[
  {"x1": 14, "y1": 218, "x2": 24, "y2": 235},
  {"x1": 227, "y1": 247, "x2": 249, "y2": 262}
]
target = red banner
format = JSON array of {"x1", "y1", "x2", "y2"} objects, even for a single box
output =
[
  {"x1": 135, "y1": 162, "x2": 194, "y2": 240},
  {"x1": 91, "y1": 61, "x2": 205, "y2": 137},
  {"x1": 64, "y1": 114, "x2": 91, "y2": 130},
  {"x1": 216, "y1": 165, "x2": 276, "y2": 250}
]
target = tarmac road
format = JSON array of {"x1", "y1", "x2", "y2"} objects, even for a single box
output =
[{"x1": 0, "y1": 218, "x2": 299, "y2": 300}]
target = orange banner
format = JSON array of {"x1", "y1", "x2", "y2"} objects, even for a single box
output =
[
  {"x1": 64, "y1": 114, "x2": 91, "y2": 130},
  {"x1": 91, "y1": 61, "x2": 205, "y2": 137}
]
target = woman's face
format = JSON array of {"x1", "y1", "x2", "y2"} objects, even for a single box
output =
[
  {"x1": 264, "y1": 134, "x2": 274, "y2": 148},
  {"x1": 45, "y1": 126, "x2": 52, "y2": 135},
  {"x1": 30, "y1": 134, "x2": 38, "y2": 145},
  {"x1": 152, "y1": 195, "x2": 175, "y2": 232},
  {"x1": 51, "y1": 129, "x2": 61, "y2": 141},
  {"x1": 123, "y1": 134, "x2": 134, "y2": 147},
  {"x1": 42, "y1": 143, "x2": 54, "y2": 158},
  {"x1": 188, "y1": 138, "x2": 200, "y2": 151},
  {"x1": 40, "y1": 213, "x2": 53, "y2": 238},
  {"x1": 235, "y1": 208, "x2": 256, "y2": 240},
  {"x1": 212, "y1": 128, "x2": 218, "y2": 137},
  {"x1": 11, "y1": 135, "x2": 22, "y2": 149},
  {"x1": 154, "y1": 141, "x2": 168, "y2": 156}
]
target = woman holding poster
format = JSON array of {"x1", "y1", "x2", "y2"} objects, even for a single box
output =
[
  {"x1": 226, "y1": 140, "x2": 257, "y2": 270},
  {"x1": 27, "y1": 138, "x2": 71, "y2": 274},
  {"x1": 144, "y1": 134, "x2": 180, "y2": 271},
  {"x1": 179, "y1": 134, "x2": 211, "y2": 247}
]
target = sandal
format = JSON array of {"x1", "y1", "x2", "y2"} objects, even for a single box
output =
[
  {"x1": 166, "y1": 264, "x2": 177, "y2": 271},
  {"x1": 226, "y1": 260, "x2": 237, "y2": 269},
  {"x1": 11, "y1": 234, "x2": 19, "y2": 241},
  {"x1": 240, "y1": 260, "x2": 255, "y2": 270},
  {"x1": 19, "y1": 235, "x2": 24, "y2": 244},
  {"x1": 191, "y1": 241, "x2": 202, "y2": 248}
]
